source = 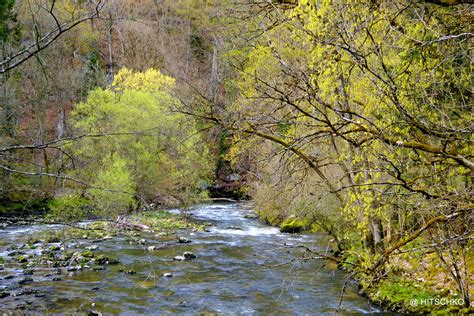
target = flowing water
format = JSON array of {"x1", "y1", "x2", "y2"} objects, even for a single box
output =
[{"x1": 0, "y1": 203, "x2": 386, "y2": 315}]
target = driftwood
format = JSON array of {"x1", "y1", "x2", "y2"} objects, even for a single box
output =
[{"x1": 114, "y1": 215, "x2": 150, "y2": 232}]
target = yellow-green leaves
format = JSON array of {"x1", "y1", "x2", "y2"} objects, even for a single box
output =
[
  {"x1": 112, "y1": 68, "x2": 175, "y2": 93},
  {"x1": 90, "y1": 157, "x2": 136, "y2": 215},
  {"x1": 226, "y1": 0, "x2": 473, "y2": 274},
  {"x1": 69, "y1": 68, "x2": 211, "y2": 215}
]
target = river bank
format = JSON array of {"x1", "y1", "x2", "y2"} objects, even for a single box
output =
[
  {"x1": 256, "y1": 210, "x2": 473, "y2": 314},
  {"x1": 0, "y1": 203, "x2": 382, "y2": 314}
]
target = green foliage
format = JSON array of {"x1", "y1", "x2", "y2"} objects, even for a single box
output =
[
  {"x1": 369, "y1": 277, "x2": 443, "y2": 313},
  {"x1": 223, "y1": 1, "x2": 473, "y2": 311},
  {"x1": 47, "y1": 196, "x2": 93, "y2": 222},
  {"x1": 89, "y1": 156, "x2": 136, "y2": 215},
  {"x1": 279, "y1": 218, "x2": 308, "y2": 233},
  {"x1": 69, "y1": 68, "x2": 212, "y2": 216},
  {"x1": 0, "y1": 200, "x2": 49, "y2": 217}
]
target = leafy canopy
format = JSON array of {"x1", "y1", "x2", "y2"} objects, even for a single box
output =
[{"x1": 69, "y1": 68, "x2": 212, "y2": 216}]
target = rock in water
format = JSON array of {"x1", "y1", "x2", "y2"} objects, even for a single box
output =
[
  {"x1": 226, "y1": 226, "x2": 242, "y2": 230},
  {"x1": 18, "y1": 277, "x2": 33, "y2": 285},
  {"x1": 67, "y1": 265, "x2": 82, "y2": 272},
  {"x1": 95, "y1": 255, "x2": 109, "y2": 265},
  {"x1": 177, "y1": 237, "x2": 191, "y2": 244},
  {"x1": 183, "y1": 252, "x2": 196, "y2": 260},
  {"x1": 173, "y1": 252, "x2": 196, "y2": 261}
]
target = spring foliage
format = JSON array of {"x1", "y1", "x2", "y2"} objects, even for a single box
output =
[
  {"x1": 69, "y1": 68, "x2": 212, "y2": 214},
  {"x1": 222, "y1": 0, "x2": 473, "y2": 306}
]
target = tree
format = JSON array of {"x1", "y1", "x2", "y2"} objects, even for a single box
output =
[
  {"x1": 67, "y1": 68, "x2": 212, "y2": 215},
  {"x1": 209, "y1": 0, "x2": 473, "y2": 306},
  {"x1": 0, "y1": 0, "x2": 103, "y2": 74}
]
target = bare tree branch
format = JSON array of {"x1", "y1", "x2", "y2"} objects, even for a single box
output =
[{"x1": 0, "y1": 0, "x2": 104, "y2": 74}]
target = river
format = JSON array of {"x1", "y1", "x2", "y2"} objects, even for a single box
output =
[{"x1": 0, "y1": 203, "x2": 386, "y2": 314}]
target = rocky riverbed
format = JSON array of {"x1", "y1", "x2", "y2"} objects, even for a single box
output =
[{"x1": 0, "y1": 203, "x2": 386, "y2": 314}]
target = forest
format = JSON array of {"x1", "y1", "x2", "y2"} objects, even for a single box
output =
[{"x1": 0, "y1": 0, "x2": 473, "y2": 314}]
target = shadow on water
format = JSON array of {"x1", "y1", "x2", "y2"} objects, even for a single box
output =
[{"x1": 0, "y1": 203, "x2": 393, "y2": 315}]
